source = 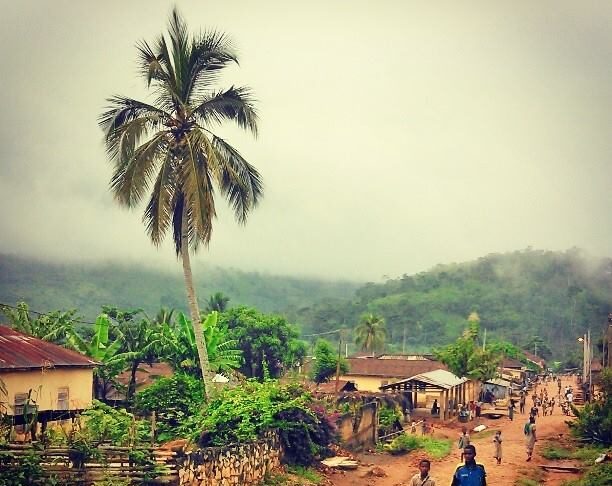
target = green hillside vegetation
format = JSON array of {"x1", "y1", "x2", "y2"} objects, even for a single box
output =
[
  {"x1": 1, "y1": 249, "x2": 611, "y2": 363},
  {"x1": 0, "y1": 254, "x2": 358, "y2": 321},
  {"x1": 288, "y1": 248, "x2": 612, "y2": 361}
]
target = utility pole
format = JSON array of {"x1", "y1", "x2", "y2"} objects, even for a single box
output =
[
  {"x1": 335, "y1": 331, "x2": 343, "y2": 393},
  {"x1": 402, "y1": 324, "x2": 406, "y2": 354}
]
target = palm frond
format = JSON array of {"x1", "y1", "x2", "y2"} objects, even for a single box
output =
[
  {"x1": 185, "y1": 30, "x2": 238, "y2": 100},
  {"x1": 136, "y1": 40, "x2": 169, "y2": 87},
  {"x1": 144, "y1": 151, "x2": 175, "y2": 247},
  {"x1": 192, "y1": 86, "x2": 258, "y2": 136},
  {"x1": 212, "y1": 136, "x2": 263, "y2": 224},
  {"x1": 167, "y1": 8, "x2": 190, "y2": 98},
  {"x1": 178, "y1": 130, "x2": 217, "y2": 249},
  {"x1": 99, "y1": 96, "x2": 167, "y2": 145},
  {"x1": 110, "y1": 132, "x2": 168, "y2": 207}
]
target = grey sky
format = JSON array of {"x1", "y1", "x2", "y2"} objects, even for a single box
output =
[{"x1": 0, "y1": 0, "x2": 611, "y2": 281}]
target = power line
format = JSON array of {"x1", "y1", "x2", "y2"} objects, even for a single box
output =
[
  {"x1": 0, "y1": 302, "x2": 96, "y2": 326},
  {"x1": 301, "y1": 328, "x2": 343, "y2": 338}
]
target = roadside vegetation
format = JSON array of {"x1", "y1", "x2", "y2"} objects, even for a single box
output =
[{"x1": 382, "y1": 434, "x2": 452, "y2": 459}]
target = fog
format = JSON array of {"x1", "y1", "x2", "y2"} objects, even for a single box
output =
[{"x1": 1, "y1": 0, "x2": 611, "y2": 281}]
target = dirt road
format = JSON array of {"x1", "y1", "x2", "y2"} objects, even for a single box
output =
[{"x1": 327, "y1": 377, "x2": 580, "y2": 486}]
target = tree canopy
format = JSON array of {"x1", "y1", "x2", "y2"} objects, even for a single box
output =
[{"x1": 220, "y1": 306, "x2": 306, "y2": 380}]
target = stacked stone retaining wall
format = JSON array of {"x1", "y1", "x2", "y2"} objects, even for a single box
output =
[{"x1": 178, "y1": 431, "x2": 281, "y2": 486}]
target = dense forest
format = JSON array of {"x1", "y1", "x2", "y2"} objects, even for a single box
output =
[
  {"x1": 1, "y1": 249, "x2": 611, "y2": 361},
  {"x1": 0, "y1": 253, "x2": 358, "y2": 320},
  {"x1": 286, "y1": 248, "x2": 612, "y2": 360}
]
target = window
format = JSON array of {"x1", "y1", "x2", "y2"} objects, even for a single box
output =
[
  {"x1": 13, "y1": 393, "x2": 28, "y2": 416},
  {"x1": 57, "y1": 387, "x2": 69, "y2": 410},
  {"x1": 13, "y1": 392, "x2": 29, "y2": 434}
]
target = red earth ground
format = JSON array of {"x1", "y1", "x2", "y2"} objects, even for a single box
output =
[{"x1": 325, "y1": 376, "x2": 583, "y2": 486}]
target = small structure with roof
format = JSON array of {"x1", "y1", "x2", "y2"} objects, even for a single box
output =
[
  {"x1": 501, "y1": 357, "x2": 526, "y2": 382},
  {"x1": 483, "y1": 377, "x2": 512, "y2": 402},
  {"x1": 380, "y1": 369, "x2": 474, "y2": 420},
  {"x1": 339, "y1": 356, "x2": 446, "y2": 392},
  {"x1": 0, "y1": 325, "x2": 97, "y2": 435}
]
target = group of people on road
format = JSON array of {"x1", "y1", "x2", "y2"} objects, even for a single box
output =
[{"x1": 407, "y1": 376, "x2": 575, "y2": 485}]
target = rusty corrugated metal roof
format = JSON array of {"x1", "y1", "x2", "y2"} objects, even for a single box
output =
[
  {"x1": 344, "y1": 356, "x2": 446, "y2": 377},
  {"x1": 0, "y1": 325, "x2": 97, "y2": 370}
]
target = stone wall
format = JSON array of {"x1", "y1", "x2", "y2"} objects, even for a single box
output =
[{"x1": 177, "y1": 431, "x2": 282, "y2": 486}]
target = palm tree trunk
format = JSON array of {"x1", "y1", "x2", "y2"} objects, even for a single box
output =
[{"x1": 180, "y1": 233, "x2": 211, "y2": 400}]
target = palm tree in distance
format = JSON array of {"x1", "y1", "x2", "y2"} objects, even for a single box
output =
[
  {"x1": 355, "y1": 313, "x2": 386, "y2": 356},
  {"x1": 98, "y1": 9, "x2": 263, "y2": 399},
  {"x1": 206, "y1": 292, "x2": 230, "y2": 312}
]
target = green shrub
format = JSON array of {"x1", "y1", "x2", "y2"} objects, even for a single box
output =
[
  {"x1": 378, "y1": 405, "x2": 402, "y2": 430},
  {"x1": 286, "y1": 465, "x2": 322, "y2": 484},
  {"x1": 384, "y1": 434, "x2": 421, "y2": 454},
  {"x1": 82, "y1": 400, "x2": 150, "y2": 445},
  {"x1": 570, "y1": 369, "x2": 612, "y2": 446},
  {"x1": 383, "y1": 435, "x2": 452, "y2": 458},
  {"x1": 134, "y1": 373, "x2": 204, "y2": 442},
  {"x1": 187, "y1": 380, "x2": 336, "y2": 466},
  {"x1": 541, "y1": 445, "x2": 572, "y2": 460},
  {"x1": 561, "y1": 463, "x2": 612, "y2": 486},
  {"x1": 0, "y1": 448, "x2": 51, "y2": 486}
]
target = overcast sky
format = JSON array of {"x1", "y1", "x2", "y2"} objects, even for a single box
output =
[{"x1": 1, "y1": 1, "x2": 611, "y2": 281}]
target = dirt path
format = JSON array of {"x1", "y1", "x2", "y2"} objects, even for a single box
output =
[{"x1": 327, "y1": 377, "x2": 580, "y2": 486}]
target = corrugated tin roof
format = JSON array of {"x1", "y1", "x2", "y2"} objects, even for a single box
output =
[
  {"x1": 344, "y1": 357, "x2": 446, "y2": 378},
  {"x1": 486, "y1": 378, "x2": 512, "y2": 387},
  {"x1": 0, "y1": 325, "x2": 97, "y2": 370},
  {"x1": 407, "y1": 369, "x2": 467, "y2": 389},
  {"x1": 502, "y1": 357, "x2": 524, "y2": 369},
  {"x1": 380, "y1": 369, "x2": 467, "y2": 390}
]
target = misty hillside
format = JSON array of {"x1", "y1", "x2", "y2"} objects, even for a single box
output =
[
  {"x1": 1, "y1": 249, "x2": 611, "y2": 361},
  {"x1": 0, "y1": 254, "x2": 359, "y2": 320},
  {"x1": 287, "y1": 248, "x2": 612, "y2": 360}
]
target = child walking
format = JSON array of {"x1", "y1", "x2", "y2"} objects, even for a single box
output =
[{"x1": 493, "y1": 430, "x2": 502, "y2": 464}]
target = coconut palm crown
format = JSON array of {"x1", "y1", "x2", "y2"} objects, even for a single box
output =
[
  {"x1": 355, "y1": 313, "x2": 386, "y2": 355},
  {"x1": 98, "y1": 9, "x2": 263, "y2": 398}
]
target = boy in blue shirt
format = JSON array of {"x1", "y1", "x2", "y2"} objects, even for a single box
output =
[{"x1": 451, "y1": 444, "x2": 487, "y2": 486}]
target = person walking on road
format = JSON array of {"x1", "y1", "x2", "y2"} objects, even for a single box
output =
[
  {"x1": 409, "y1": 459, "x2": 436, "y2": 486},
  {"x1": 519, "y1": 393, "x2": 526, "y2": 414},
  {"x1": 451, "y1": 445, "x2": 487, "y2": 486},
  {"x1": 458, "y1": 427, "x2": 471, "y2": 461},
  {"x1": 524, "y1": 416, "x2": 537, "y2": 462},
  {"x1": 493, "y1": 430, "x2": 502, "y2": 465}
]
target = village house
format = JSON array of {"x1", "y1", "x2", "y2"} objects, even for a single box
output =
[
  {"x1": 523, "y1": 350, "x2": 546, "y2": 370},
  {"x1": 339, "y1": 355, "x2": 446, "y2": 392},
  {"x1": 0, "y1": 325, "x2": 97, "y2": 434},
  {"x1": 501, "y1": 357, "x2": 526, "y2": 382}
]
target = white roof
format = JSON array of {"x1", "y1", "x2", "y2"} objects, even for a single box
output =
[{"x1": 408, "y1": 369, "x2": 468, "y2": 389}]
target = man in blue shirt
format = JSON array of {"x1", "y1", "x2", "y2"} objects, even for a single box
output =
[{"x1": 451, "y1": 444, "x2": 487, "y2": 486}]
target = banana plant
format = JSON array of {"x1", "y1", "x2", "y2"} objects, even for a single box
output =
[
  {"x1": 159, "y1": 311, "x2": 242, "y2": 377},
  {"x1": 67, "y1": 314, "x2": 134, "y2": 400}
]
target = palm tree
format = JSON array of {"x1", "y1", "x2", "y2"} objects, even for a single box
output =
[
  {"x1": 206, "y1": 292, "x2": 230, "y2": 312},
  {"x1": 355, "y1": 313, "x2": 386, "y2": 355},
  {"x1": 98, "y1": 9, "x2": 262, "y2": 399}
]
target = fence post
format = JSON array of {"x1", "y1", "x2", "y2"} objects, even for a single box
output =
[{"x1": 151, "y1": 411, "x2": 156, "y2": 445}]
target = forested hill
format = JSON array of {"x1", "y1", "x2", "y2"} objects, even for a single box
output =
[
  {"x1": 287, "y1": 249, "x2": 612, "y2": 360},
  {"x1": 0, "y1": 254, "x2": 359, "y2": 321},
  {"x1": 2, "y1": 250, "x2": 611, "y2": 361}
]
